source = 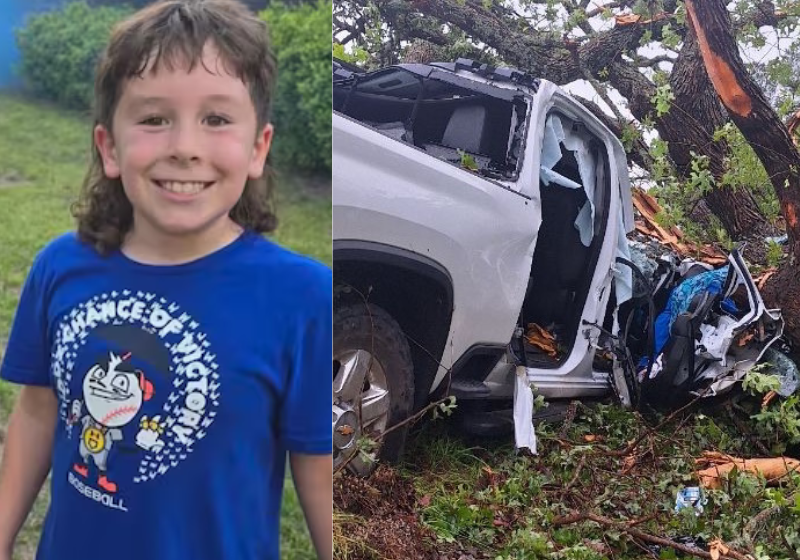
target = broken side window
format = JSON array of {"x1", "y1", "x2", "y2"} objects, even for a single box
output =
[
  {"x1": 539, "y1": 113, "x2": 602, "y2": 248},
  {"x1": 333, "y1": 66, "x2": 528, "y2": 179}
]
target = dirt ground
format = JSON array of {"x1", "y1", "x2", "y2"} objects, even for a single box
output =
[{"x1": 334, "y1": 465, "x2": 490, "y2": 560}]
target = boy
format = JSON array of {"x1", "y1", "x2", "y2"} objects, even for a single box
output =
[{"x1": 0, "y1": 1, "x2": 332, "y2": 559}]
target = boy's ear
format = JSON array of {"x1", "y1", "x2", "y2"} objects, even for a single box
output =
[
  {"x1": 248, "y1": 123, "x2": 274, "y2": 179},
  {"x1": 94, "y1": 124, "x2": 121, "y2": 179}
]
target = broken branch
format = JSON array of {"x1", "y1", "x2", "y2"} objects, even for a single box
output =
[{"x1": 552, "y1": 510, "x2": 752, "y2": 559}]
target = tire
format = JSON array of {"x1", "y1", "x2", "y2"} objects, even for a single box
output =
[{"x1": 333, "y1": 302, "x2": 414, "y2": 476}]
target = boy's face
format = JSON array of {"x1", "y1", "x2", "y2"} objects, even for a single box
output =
[{"x1": 95, "y1": 43, "x2": 272, "y2": 245}]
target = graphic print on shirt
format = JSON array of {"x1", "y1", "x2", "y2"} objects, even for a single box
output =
[{"x1": 52, "y1": 290, "x2": 221, "y2": 512}]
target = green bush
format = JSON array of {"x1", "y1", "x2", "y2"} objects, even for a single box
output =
[
  {"x1": 262, "y1": 1, "x2": 332, "y2": 173},
  {"x1": 16, "y1": 2, "x2": 132, "y2": 110}
]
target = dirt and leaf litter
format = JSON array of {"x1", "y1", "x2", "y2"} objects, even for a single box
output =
[
  {"x1": 335, "y1": 393, "x2": 800, "y2": 559},
  {"x1": 334, "y1": 194, "x2": 800, "y2": 559}
]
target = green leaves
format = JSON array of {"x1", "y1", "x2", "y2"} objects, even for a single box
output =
[
  {"x1": 743, "y1": 367, "x2": 783, "y2": 396},
  {"x1": 388, "y1": 397, "x2": 800, "y2": 559},
  {"x1": 688, "y1": 151, "x2": 714, "y2": 195},
  {"x1": 661, "y1": 24, "x2": 681, "y2": 51},
  {"x1": 620, "y1": 123, "x2": 641, "y2": 152},
  {"x1": 652, "y1": 83, "x2": 675, "y2": 117},
  {"x1": 458, "y1": 150, "x2": 480, "y2": 171},
  {"x1": 742, "y1": 364, "x2": 800, "y2": 453},
  {"x1": 432, "y1": 395, "x2": 458, "y2": 420},
  {"x1": 262, "y1": 1, "x2": 332, "y2": 172},
  {"x1": 16, "y1": 1, "x2": 133, "y2": 110},
  {"x1": 766, "y1": 238, "x2": 784, "y2": 268}
]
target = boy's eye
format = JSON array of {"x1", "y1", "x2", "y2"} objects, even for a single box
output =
[
  {"x1": 140, "y1": 116, "x2": 167, "y2": 126},
  {"x1": 204, "y1": 114, "x2": 231, "y2": 127}
]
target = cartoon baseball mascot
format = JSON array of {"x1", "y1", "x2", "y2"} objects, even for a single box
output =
[{"x1": 66, "y1": 325, "x2": 169, "y2": 493}]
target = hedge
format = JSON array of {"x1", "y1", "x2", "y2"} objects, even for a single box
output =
[
  {"x1": 16, "y1": 1, "x2": 133, "y2": 110},
  {"x1": 261, "y1": 0, "x2": 332, "y2": 172}
]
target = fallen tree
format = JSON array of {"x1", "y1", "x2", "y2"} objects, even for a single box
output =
[{"x1": 687, "y1": 0, "x2": 800, "y2": 347}]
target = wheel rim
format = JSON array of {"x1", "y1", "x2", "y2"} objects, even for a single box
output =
[{"x1": 332, "y1": 348, "x2": 391, "y2": 475}]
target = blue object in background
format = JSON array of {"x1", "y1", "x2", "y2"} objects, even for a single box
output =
[
  {"x1": 0, "y1": 0, "x2": 71, "y2": 88},
  {"x1": 0, "y1": 0, "x2": 26, "y2": 88},
  {"x1": 0, "y1": 0, "x2": 270, "y2": 90}
]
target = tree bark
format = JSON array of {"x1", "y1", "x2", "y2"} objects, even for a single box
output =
[
  {"x1": 670, "y1": 27, "x2": 769, "y2": 239},
  {"x1": 687, "y1": 0, "x2": 800, "y2": 346}
]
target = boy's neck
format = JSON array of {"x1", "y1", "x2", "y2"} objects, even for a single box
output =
[{"x1": 121, "y1": 219, "x2": 245, "y2": 266}]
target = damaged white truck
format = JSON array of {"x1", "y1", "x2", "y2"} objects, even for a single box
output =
[{"x1": 332, "y1": 59, "x2": 787, "y2": 475}]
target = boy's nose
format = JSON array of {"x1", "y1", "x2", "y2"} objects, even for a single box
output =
[{"x1": 168, "y1": 122, "x2": 202, "y2": 164}]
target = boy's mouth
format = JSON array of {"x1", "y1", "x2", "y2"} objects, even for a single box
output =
[{"x1": 154, "y1": 180, "x2": 214, "y2": 195}]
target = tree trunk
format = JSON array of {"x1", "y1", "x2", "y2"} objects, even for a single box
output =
[
  {"x1": 669, "y1": 27, "x2": 769, "y2": 239},
  {"x1": 703, "y1": 187, "x2": 770, "y2": 240},
  {"x1": 687, "y1": 0, "x2": 800, "y2": 346}
]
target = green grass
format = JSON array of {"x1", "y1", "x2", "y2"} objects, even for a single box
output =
[{"x1": 0, "y1": 93, "x2": 329, "y2": 560}]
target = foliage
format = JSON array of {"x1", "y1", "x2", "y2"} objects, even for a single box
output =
[
  {"x1": 333, "y1": 43, "x2": 369, "y2": 66},
  {"x1": 652, "y1": 83, "x2": 675, "y2": 117},
  {"x1": 649, "y1": 121, "x2": 783, "y2": 244},
  {"x1": 714, "y1": 123, "x2": 781, "y2": 225},
  {"x1": 743, "y1": 366, "x2": 800, "y2": 454},
  {"x1": 765, "y1": 239, "x2": 784, "y2": 268},
  {"x1": 261, "y1": 0, "x2": 332, "y2": 172},
  {"x1": 15, "y1": 2, "x2": 133, "y2": 110}
]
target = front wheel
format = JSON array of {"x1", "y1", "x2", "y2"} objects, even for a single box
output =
[{"x1": 332, "y1": 302, "x2": 414, "y2": 476}]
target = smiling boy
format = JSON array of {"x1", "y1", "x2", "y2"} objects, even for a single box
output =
[
  {"x1": 96, "y1": 40, "x2": 272, "y2": 263},
  {"x1": 0, "y1": 2, "x2": 332, "y2": 559}
]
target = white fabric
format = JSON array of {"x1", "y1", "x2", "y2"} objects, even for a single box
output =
[
  {"x1": 539, "y1": 114, "x2": 597, "y2": 247},
  {"x1": 513, "y1": 365, "x2": 537, "y2": 453}
]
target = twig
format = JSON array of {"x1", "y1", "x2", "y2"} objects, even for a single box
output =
[
  {"x1": 564, "y1": 454, "x2": 587, "y2": 491},
  {"x1": 376, "y1": 396, "x2": 453, "y2": 441},
  {"x1": 558, "y1": 400, "x2": 579, "y2": 440},
  {"x1": 552, "y1": 510, "x2": 753, "y2": 560},
  {"x1": 782, "y1": 531, "x2": 800, "y2": 560},
  {"x1": 725, "y1": 401, "x2": 770, "y2": 456},
  {"x1": 740, "y1": 505, "x2": 782, "y2": 549},
  {"x1": 627, "y1": 513, "x2": 659, "y2": 528}
]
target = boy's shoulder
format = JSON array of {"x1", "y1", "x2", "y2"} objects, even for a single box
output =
[
  {"x1": 240, "y1": 234, "x2": 331, "y2": 300},
  {"x1": 244, "y1": 234, "x2": 330, "y2": 277},
  {"x1": 41, "y1": 230, "x2": 85, "y2": 252},
  {"x1": 31, "y1": 231, "x2": 97, "y2": 272}
]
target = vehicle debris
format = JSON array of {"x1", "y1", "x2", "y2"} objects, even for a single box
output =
[
  {"x1": 762, "y1": 346, "x2": 800, "y2": 397},
  {"x1": 631, "y1": 248, "x2": 784, "y2": 409}
]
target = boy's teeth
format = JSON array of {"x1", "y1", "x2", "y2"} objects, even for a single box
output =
[{"x1": 160, "y1": 181, "x2": 207, "y2": 194}]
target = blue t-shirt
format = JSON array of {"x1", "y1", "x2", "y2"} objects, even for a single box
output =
[{"x1": 0, "y1": 231, "x2": 332, "y2": 560}]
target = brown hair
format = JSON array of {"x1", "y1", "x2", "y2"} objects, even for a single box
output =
[{"x1": 73, "y1": 0, "x2": 278, "y2": 254}]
